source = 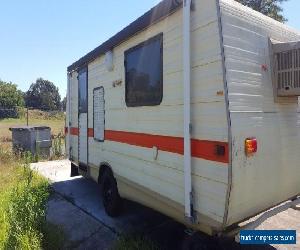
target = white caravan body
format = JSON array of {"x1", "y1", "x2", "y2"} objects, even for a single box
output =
[{"x1": 66, "y1": 0, "x2": 300, "y2": 235}]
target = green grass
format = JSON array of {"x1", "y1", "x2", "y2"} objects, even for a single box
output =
[
  {"x1": 41, "y1": 222, "x2": 65, "y2": 250},
  {"x1": 0, "y1": 110, "x2": 66, "y2": 158},
  {"x1": 0, "y1": 145, "x2": 65, "y2": 249},
  {"x1": 0, "y1": 117, "x2": 65, "y2": 141},
  {"x1": 0, "y1": 109, "x2": 65, "y2": 142},
  {"x1": 113, "y1": 235, "x2": 160, "y2": 250}
]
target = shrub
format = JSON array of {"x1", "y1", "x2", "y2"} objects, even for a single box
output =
[
  {"x1": 0, "y1": 107, "x2": 19, "y2": 119},
  {"x1": 0, "y1": 80, "x2": 24, "y2": 119},
  {"x1": 16, "y1": 107, "x2": 26, "y2": 119},
  {"x1": 0, "y1": 146, "x2": 64, "y2": 249},
  {"x1": 26, "y1": 109, "x2": 65, "y2": 120},
  {"x1": 0, "y1": 81, "x2": 24, "y2": 109},
  {"x1": 52, "y1": 134, "x2": 63, "y2": 157},
  {"x1": 3, "y1": 164, "x2": 49, "y2": 249}
]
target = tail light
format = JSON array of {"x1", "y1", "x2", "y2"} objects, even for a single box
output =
[{"x1": 245, "y1": 138, "x2": 257, "y2": 156}]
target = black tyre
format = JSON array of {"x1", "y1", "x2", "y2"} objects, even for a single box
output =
[
  {"x1": 70, "y1": 162, "x2": 79, "y2": 177},
  {"x1": 101, "y1": 169, "x2": 122, "y2": 217}
]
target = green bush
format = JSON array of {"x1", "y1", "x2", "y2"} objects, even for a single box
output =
[
  {"x1": 0, "y1": 80, "x2": 24, "y2": 119},
  {"x1": 16, "y1": 107, "x2": 26, "y2": 119},
  {"x1": 0, "y1": 81, "x2": 24, "y2": 108},
  {"x1": 52, "y1": 133, "x2": 63, "y2": 159},
  {"x1": 0, "y1": 107, "x2": 19, "y2": 119},
  {"x1": 4, "y1": 167, "x2": 49, "y2": 249},
  {"x1": 0, "y1": 147, "x2": 64, "y2": 249}
]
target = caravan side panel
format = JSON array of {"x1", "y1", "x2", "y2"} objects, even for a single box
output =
[
  {"x1": 86, "y1": 0, "x2": 229, "y2": 232},
  {"x1": 220, "y1": 0, "x2": 300, "y2": 226}
]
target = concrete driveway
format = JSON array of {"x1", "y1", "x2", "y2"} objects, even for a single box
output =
[
  {"x1": 31, "y1": 160, "x2": 185, "y2": 249},
  {"x1": 31, "y1": 160, "x2": 299, "y2": 249}
]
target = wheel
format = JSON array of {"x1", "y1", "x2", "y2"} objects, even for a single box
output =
[
  {"x1": 101, "y1": 169, "x2": 122, "y2": 217},
  {"x1": 70, "y1": 162, "x2": 79, "y2": 177}
]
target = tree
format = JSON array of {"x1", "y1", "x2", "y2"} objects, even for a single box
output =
[
  {"x1": 235, "y1": 0, "x2": 288, "y2": 23},
  {"x1": 0, "y1": 80, "x2": 24, "y2": 108},
  {"x1": 61, "y1": 96, "x2": 67, "y2": 111},
  {"x1": 25, "y1": 78, "x2": 61, "y2": 111}
]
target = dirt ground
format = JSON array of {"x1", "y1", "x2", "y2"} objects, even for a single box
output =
[{"x1": 31, "y1": 160, "x2": 300, "y2": 249}]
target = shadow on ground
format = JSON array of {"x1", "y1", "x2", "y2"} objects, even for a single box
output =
[{"x1": 49, "y1": 177, "x2": 275, "y2": 250}]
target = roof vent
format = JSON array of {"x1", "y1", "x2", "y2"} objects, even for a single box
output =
[{"x1": 105, "y1": 51, "x2": 114, "y2": 72}]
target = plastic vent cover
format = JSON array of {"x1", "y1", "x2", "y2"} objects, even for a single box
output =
[
  {"x1": 273, "y1": 40, "x2": 300, "y2": 96},
  {"x1": 93, "y1": 87, "x2": 105, "y2": 141}
]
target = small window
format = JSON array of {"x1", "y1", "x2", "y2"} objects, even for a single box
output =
[
  {"x1": 125, "y1": 33, "x2": 163, "y2": 107},
  {"x1": 93, "y1": 87, "x2": 105, "y2": 141},
  {"x1": 78, "y1": 68, "x2": 88, "y2": 113}
]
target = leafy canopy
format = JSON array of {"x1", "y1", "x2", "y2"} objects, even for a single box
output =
[
  {"x1": 0, "y1": 80, "x2": 24, "y2": 108},
  {"x1": 235, "y1": 0, "x2": 288, "y2": 23},
  {"x1": 25, "y1": 78, "x2": 61, "y2": 111},
  {"x1": 61, "y1": 96, "x2": 67, "y2": 112}
]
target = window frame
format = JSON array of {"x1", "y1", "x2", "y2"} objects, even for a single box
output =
[
  {"x1": 78, "y1": 67, "x2": 88, "y2": 114},
  {"x1": 93, "y1": 86, "x2": 105, "y2": 142},
  {"x1": 124, "y1": 33, "x2": 163, "y2": 107}
]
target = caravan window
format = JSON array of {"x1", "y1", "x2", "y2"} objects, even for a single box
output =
[
  {"x1": 78, "y1": 68, "x2": 88, "y2": 113},
  {"x1": 125, "y1": 33, "x2": 163, "y2": 107}
]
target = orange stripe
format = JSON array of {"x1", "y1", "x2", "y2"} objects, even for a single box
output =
[
  {"x1": 191, "y1": 139, "x2": 229, "y2": 163},
  {"x1": 106, "y1": 130, "x2": 183, "y2": 154},
  {"x1": 105, "y1": 130, "x2": 228, "y2": 163},
  {"x1": 88, "y1": 128, "x2": 94, "y2": 137},
  {"x1": 69, "y1": 128, "x2": 229, "y2": 163},
  {"x1": 70, "y1": 127, "x2": 79, "y2": 136},
  {"x1": 69, "y1": 127, "x2": 93, "y2": 137}
]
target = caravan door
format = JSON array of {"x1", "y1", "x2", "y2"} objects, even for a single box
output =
[{"x1": 78, "y1": 68, "x2": 88, "y2": 171}]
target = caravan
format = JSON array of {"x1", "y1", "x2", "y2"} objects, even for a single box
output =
[{"x1": 66, "y1": 0, "x2": 300, "y2": 236}]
